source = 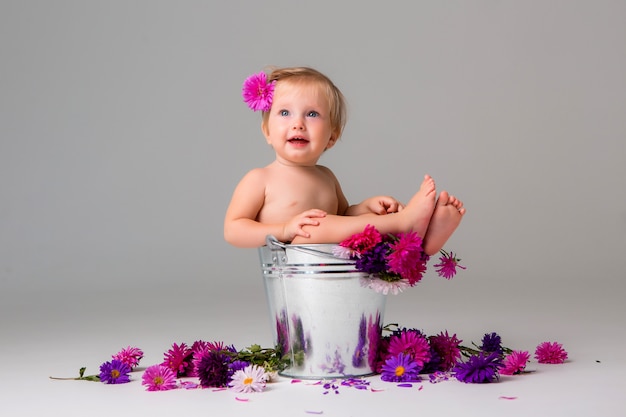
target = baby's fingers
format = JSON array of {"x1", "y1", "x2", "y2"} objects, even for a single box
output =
[{"x1": 303, "y1": 209, "x2": 327, "y2": 219}]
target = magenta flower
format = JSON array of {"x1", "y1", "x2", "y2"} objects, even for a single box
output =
[
  {"x1": 162, "y1": 342, "x2": 193, "y2": 377},
  {"x1": 112, "y1": 346, "x2": 143, "y2": 369},
  {"x1": 242, "y1": 72, "x2": 276, "y2": 112},
  {"x1": 387, "y1": 232, "x2": 427, "y2": 285},
  {"x1": 142, "y1": 365, "x2": 178, "y2": 391},
  {"x1": 339, "y1": 224, "x2": 383, "y2": 254},
  {"x1": 428, "y1": 331, "x2": 462, "y2": 371},
  {"x1": 500, "y1": 350, "x2": 530, "y2": 375},
  {"x1": 386, "y1": 328, "x2": 431, "y2": 368},
  {"x1": 535, "y1": 341, "x2": 568, "y2": 364},
  {"x1": 381, "y1": 353, "x2": 420, "y2": 382},
  {"x1": 433, "y1": 250, "x2": 466, "y2": 279},
  {"x1": 99, "y1": 359, "x2": 131, "y2": 384}
]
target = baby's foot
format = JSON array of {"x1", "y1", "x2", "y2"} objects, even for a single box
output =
[
  {"x1": 422, "y1": 191, "x2": 465, "y2": 255},
  {"x1": 401, "y1": 174, "x2": 437, "y2": 237}
]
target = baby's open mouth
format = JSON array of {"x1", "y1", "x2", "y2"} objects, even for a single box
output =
[{"x1": 288, "y1": 138, "x2": 308, "y2": 144}]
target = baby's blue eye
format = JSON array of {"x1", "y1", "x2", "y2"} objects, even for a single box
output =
[
  {"x1": 307, "y1": 111, "x2": 319, "y2": 117},
  {"x1": 280, "y1": 110, "x2": 289, "y2": 116}
]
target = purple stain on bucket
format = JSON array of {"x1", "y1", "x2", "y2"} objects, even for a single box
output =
[
  {"x1": 352, "y1": 315, "x2": 367, "y2": 367},
  {"x1": 275, "y1": 310, "x2": 289, "y2": 355},
  {"x1": 367, "y1": 312, "x2": 383, "y2": 370}
]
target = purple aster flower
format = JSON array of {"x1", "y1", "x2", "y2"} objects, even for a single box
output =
[
  {"x1": 356, "y1": 242, "x2": 390, "y2": 274},
  {"x1": 381, "y1": 353, "x2": 420, "y2": 382},
  {"x1": 433, "y1": 250, "x2": 466, "y2": 279},
  {"x1": 228, "y1": 360, "x2": 251, "y2": 380},
  {"x1": 480, "y1": 332, "x2": 504, "y2": 355},
  {"x1": 454, "y1": 352, "x2": 502, "y2": 383},
  {"x1": 141, "y1": 364, "x2": 178, "y2": 391},
  {"x1": 242, "y1": 72, "x2": 276, "y2": 112},
  {"x1": 99, "y1": 359, "x2": 131, "y2": 384},
  {"x1": 196, "y1": 350, "x2": 232, "y2": 388}
]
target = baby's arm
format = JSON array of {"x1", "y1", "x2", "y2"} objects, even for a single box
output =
[
  {"x1": 345, "y1": 196, "x2": 404, "y2": 216},
  {"x1": 224, "y1": 169, "x2": 326, "y2": 247},
  {"x1": 328, "y1": 166, "x2": 403, "y2": 217}
]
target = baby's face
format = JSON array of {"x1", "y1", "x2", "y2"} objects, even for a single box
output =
[{"x1": 263, "y1": 81, "x2": 336, "y2": 166}]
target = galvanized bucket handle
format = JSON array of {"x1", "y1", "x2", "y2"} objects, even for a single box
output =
[{"x1": 265, "y1": 235, "x2": 340, "y2": 266}]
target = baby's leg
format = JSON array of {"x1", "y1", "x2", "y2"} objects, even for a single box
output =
[
  {"x1": 291, "y1": 175, "x2": 436, "y2": 244},
  {"x1": 422, "y1": 191, "x2": 465, "y2": 255}
]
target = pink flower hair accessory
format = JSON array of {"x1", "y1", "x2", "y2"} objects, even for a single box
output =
[{"x1": 242, "y1": 71, "x2": 276, "y2": 112}]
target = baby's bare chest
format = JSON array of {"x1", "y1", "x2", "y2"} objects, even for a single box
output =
[{"x1": 262, "y1": 171, "x2": 339, "y2": 218}]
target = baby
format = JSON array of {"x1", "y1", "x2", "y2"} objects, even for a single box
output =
[{"x1": 224, "y1": 67, "x2": 464, "y2": 255}]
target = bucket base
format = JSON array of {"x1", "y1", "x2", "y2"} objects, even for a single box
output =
[{"x1": 260, "y1": 240, "x2": 386, "y2": 379}]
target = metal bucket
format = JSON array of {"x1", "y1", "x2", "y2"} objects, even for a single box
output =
[{"x1": 259, "y1": 236, "x2": 386, "y2": 379}]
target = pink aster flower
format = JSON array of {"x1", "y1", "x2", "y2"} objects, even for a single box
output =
[
  {"x1": 142, "y1": 364, "x2": 178, "y2": 391},
  {"x1": 500, "y1": 350, "x2": 530, "y2": 375},
  {"x1": 242, "y1": 72, "x2": 276, "y2": 112},
  {"x1": 387, "y1": 231, "x2": 427, "y2": 285},
  {"x1": 112, "y1": 346, "x2": 143, "y2": 369},
  {"x1": 387, "y1": 329, "x2": 431, "y2": 368},
  {"x1": 433, "y1": 250, "x2": 466, "y2": 280},
  {"x1": 229, "y1": 364, "x2": 268, "y2": 393},
  {"x1": 162, "y1": 342, "x2": 193, "y2": 377},
  {"x1": 339, "y1": 224, "x2": 383, "y2": 254},
  {"x1": 535, "y1": 341, "x2": 568, "y2": 364}
]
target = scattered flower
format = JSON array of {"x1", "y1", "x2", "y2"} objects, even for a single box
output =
[
  {"x1": 162, "y1": 342, "x2": 193, "y2": 377},
  {"x1": 500, "y1": 350, "x2": 530, "y2": 375},
  {"x1": 196, "y1": 350, "x2": 231, "y2": 388},
  {"x1": 99, "y1": 359, "x2": 131, "y2": 384},
  {"x1": 454, "y1": 352, "x2": 502, "y2": 384},
  {"x1": 242, "y1": 71, "x2": 276, "y2": 112},
  {"x1": 535, "y1": 341, "x2": 568, "y2": 364},
  {"x1": 112, "y1": 346, "x2": 143, "y2": 369},
  {"x1": 229, "y1": 364, "x2": 268, "y2": 393},
  {"x1": 428, "y1": 331, "x2": 462, "y2": 372},
  {"x1": 141, "y1": 364, "x2": 177, "y2": 391},
  {"x1": 380, "y1": 353, "x2": 420, "y2": 382},
  {"x1": 480, "y1": 332, "x2": 504, "y2": 355},
  {"x1": 386, "y1": 328, "x2": 431, "y2": 368},
  {"x1": 429, "y1": 371, "x2": 452, "y2": 383},
  {"x1": 433, "y1": 250, "x2": 466, "y2": 279}
]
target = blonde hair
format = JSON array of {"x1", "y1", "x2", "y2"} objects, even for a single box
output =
[{"x1": 262, "y1": 67, "x2": 347, "y2": 141}]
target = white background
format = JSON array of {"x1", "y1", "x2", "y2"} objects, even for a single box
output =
[{"x1": 1, "y1": 1, "x2": 625, "y2": 416}]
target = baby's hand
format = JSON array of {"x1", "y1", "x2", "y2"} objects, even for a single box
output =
[
  {"x1": 366, "y1": 196, "x2": 404, "y2": 215},
  {"x1": 283, "y1": 209, "x2": 327, "y2": 241}
]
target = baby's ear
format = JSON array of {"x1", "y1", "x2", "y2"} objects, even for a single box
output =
[
  {"x1": 261, "y1": 121, "x2": 271, "y2": 143},
  {"x1": 325, "y1": 134, "x2": 338, "y2": 150}
]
